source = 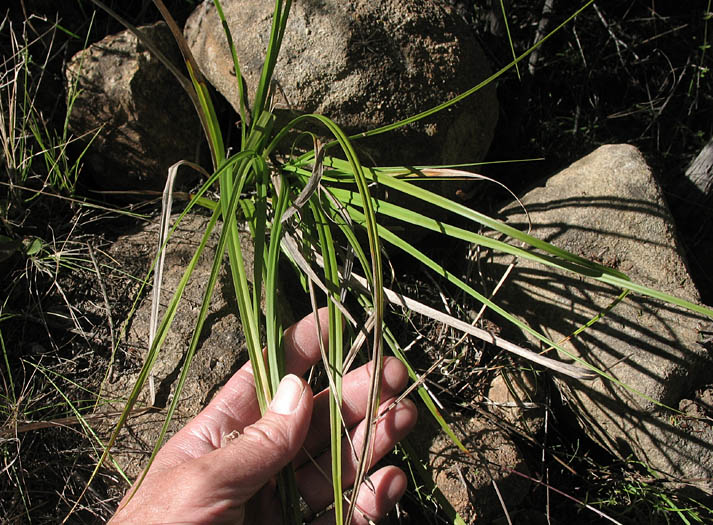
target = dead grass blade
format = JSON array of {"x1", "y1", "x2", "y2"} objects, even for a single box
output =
[{"x1": 148, "y1": 160, "x2": 209, "y2": 404}]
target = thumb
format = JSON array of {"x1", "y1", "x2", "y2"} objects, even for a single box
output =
[
  {"x1": 110, "y1": 375, "x2": 313, "y2": 524},
  {"x1": 201, "y1": 374, "x2": 314, "y2": 504}
]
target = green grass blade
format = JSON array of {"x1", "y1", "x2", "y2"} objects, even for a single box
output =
[
  {"x1": 329, "y1": 161, "x2": 627, "y2": 278},
  {"x1": 251, "y1": 165, "x2": 268, "y2": 336},
  {"x1": 252, "y1": 0, "x2": 293, "y2": 125},
  {"x1": 89, "y1": 0, "x2": 225, "y2": 166},
  {"x1": 27, "y1": 361, "x2": 130, "y2": 484},
  {"x1": 75, "y1": 152, "x2": 255, "y2": 516},
  {"x1": 329, "y1": 177, "x2": 713, "y2": 319},
  {"x1": 213, "y1": 0, "x2": 249, "y2": 142},
  {"x1": 310, "y1": 199, "x2": 345, "y2": 523},
  {"x1": 268, "y1": 113, "x2": 383, "y2": 525},
  {"x1": 0, "y1": 327, "x2": 15, "y2": 404},
  {"x1": 499, "y1": 0, "x2": 521, "y2": 79},
  {"x1": 345, "y1": 203, "x2": 699, "y2": 413},
  {"x1": 325, "y1": 182, "x2": 622, "y2": 278},
  {"x1": 266, "y1": 174, "x2": 290, "y2": 392},
  {"x1": 224, "y1": 167, "x2": 270, "y2": 411},
  {"x1": 151, "y1": 0, "x2": 226, "y2": 166}
]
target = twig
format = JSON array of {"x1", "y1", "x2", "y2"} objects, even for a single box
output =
[
  {"x1": 0, "y1": 180, "x2": 146, "y2": 217},
  {"x1": 528, "y1": 0, "x2": 555, "y2": 76},
  {"x1": 593, "y1": 2, "x2": 639, "y2": 70},
  {"x1": 491, "y1": 476, "x2": 512, "y2": 525},
  {"x1": 544, "y1": 390, "x2": 552, "y2": 525},
  {"x1": 571, "y1": 23, "x2": 587, "y2": 69},
  {"x1": 2, "y1": 407, "x2": 155, "y2": 438},
  {"x1": 501, "y1": 465, "x2": 624, "y2": 525}
]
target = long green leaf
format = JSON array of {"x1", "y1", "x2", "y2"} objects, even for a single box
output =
[
  {"x1": 252, "y1": 0, "x2": 293, "y2": 126},
  {"x1": 213, "y1": 0, "x2": 250, "y2": 142},
  {"x1": 343, "y1": 204, "x2": 700, "y2": 414},
  {"x1": 266, "y1": 175, "x2": 290, "y2": 391},
  {"x1": 69, "y1": 149, "x2": 256, "y2": 521},
  {"x1": 310, "y1": 199, "x2": 345, "y2": 523},
  {"x1": 499, "y1": 0, "x2": 521, "y2": 79},
  {"x1": 348, "y1": 0, "x2": 595, "y2": 141},
  {"x1": 268, "y1": 112, "x2": 384, "y2": 525}
]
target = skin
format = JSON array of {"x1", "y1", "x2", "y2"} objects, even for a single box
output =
[{"x1": 110, "y1": 309, "x2": 418, "y2": 524}]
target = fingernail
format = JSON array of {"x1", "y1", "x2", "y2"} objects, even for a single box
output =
[
  {"x1": 386, "y1": 469, "x2": 407, "y2": 505},
  {"x1": 270, "y1": 374, "x2": 305, "y2": 415}
]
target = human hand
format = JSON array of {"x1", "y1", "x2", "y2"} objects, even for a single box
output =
[{"x1": 110, "y1": 309, "x2": 417, "y2": 524}]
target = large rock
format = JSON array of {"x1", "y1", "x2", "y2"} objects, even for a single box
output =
[
  {"x1": 487, "y1": 145, "x2": 713, "y2": 492},
  {"x1": 102, "y1": 212, "x2": 252, "y2": 479},
  {"x1": 66, "y1": 22, "x2": 202, "y2": 191},
  {"x1": 184, "y1": 0, "x2": 498, "y2": 170}
]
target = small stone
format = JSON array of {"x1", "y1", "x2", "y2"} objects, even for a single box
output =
[{"x1": 487, "y1": 367, "x2": 546, "y2": 437}]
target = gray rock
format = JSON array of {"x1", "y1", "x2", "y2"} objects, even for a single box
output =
[
  {"x1": 184, "y1": 0, "x2": 498, "y2": 172},
  {"x1": 102, "y1": 212, "x2": 251, "y2": 479},
  {"x1": 66, "y1": 22, "x2": 202, "y2": 191},
  {"x1": 411, "y1": 412, "x2": 531, "y2": 522},
  {"x1": 487, "y1": 145, "x2": 713, "y2": 492}
]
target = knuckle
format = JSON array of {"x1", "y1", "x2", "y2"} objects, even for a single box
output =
[{"x1": 241, "y1": 418, "x2": 292, "y2": 457}]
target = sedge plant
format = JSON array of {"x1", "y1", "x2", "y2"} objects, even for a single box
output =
[{"x1": 79, "y1": 1, "x2": 713, "y2": 523}]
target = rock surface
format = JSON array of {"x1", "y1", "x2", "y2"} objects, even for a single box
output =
[
  {"x1": 102, "y1": 212, "x2": 251, "y2": 479},
  {"x1": 487, "y1": 144, "x2": 713, "y2": 492},
  {"x1": 184, "y1": 0, "x2": 498, "y2": 171},
  {"x1": 675, "y1": 383, "x2": 713, "y2": 493},
  {"x1": 66, "y1": 22, "x2": 202, "y2": 191},
  {"x1": 411, "y1": 412, "x2": 531, "y2": 522}
]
